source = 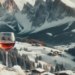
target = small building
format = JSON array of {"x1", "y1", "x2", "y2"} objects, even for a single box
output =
[
  {"x1": 32, "y1": 68, "x2": 45, "y2": 75},
  {"x1": 55, "y1": 70, "x2": 74, "y2": 75}
]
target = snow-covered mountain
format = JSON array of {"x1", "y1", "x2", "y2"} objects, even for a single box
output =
[{"x1": 0, "y1": 0, "x2": 75, "y2": 45}]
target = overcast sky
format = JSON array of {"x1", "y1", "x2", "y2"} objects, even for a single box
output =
[
  {"x1": 14, "y1": 0, "x2": 36, "y2": 10},
  {"x1": 13, "y1": 0, "x2": 75, "y2": 10},
  {"x1": 0, "y1": 0, "x2": 75, "y2": 10}
]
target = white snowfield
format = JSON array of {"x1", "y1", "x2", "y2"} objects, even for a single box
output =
[
  {"x1": 61, "y1": 0, "x2": 75, "y2": 8},
  {"x1": 71, "y1": 29, "x2": 75, "y2": 33},
  {"x1": 0, "y1": 64, "x2": 26, "y2": 75},
  {"x1": 15, "y1": 12, "x2": 35, "y2": 34},
  {"x1": 55, "y1": 70, "x2": 75, "y2": 75},
  {"x1": 35, "y1": 68, "x2": 45, "y2": 72},
  {"x1": 55, "y1": 43, "x2": 75, "y2": 51},
  {"x1": 31, "y1": 17, "x2": 75, "y2": 33},
  {"x1": 41, "y1": 72, "x2": 54, "y2": 75},
  {"x1": 47, "y1": 33, "x2": 53, "y2": 36},
  {"x1": 15, "y1": 42, "x2": 75, "y2": 70}
]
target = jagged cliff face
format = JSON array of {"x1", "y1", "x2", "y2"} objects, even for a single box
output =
[
  {"x1": 21, "y1": 0, "x2": 75, "y2": 27},
  {"x1": 1, "y1": 0, "x2": 19, "y2": 13},
  {"x1": 0, "y1": 0, "x2": 75, "y2": 45}
]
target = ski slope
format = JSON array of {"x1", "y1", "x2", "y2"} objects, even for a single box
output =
[{"x1": 15, "y1": 42, "x2": 75, "y2": 70}]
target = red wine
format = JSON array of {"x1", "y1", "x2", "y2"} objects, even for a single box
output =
[{"x1": 0, "y1": 42, "x2": 15, "y2": 52}]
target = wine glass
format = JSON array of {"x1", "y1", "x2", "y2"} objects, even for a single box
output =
[{"x1": 0, "y1": 32, "x2": 15, "y2": 69}]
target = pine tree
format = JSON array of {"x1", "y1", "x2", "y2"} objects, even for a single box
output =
[
  {"x1": 55, "y1": 64, "x2": 61, "y2": 72},
  {"x1": 60, "y1": 64, "x2": 65, "y2": 71},
  {"x1": 21, "y1": 60, "x2": 26, "y2": 70},
  {"x1": 13, "y1": 47, "x2": 17, "y2": 51},
  {"x1": 37, "y1": 64, "x2": 39, "y2": 68},
  {"x1": 35, "y1": 56, "x2": 39, "y2": 63},
  {"x1": 33, "y1": 62, "x2": 35, "y2": 69},
  {"x1": 50, "y1": 66, "x2": 55, "y2": 73},
  {"x1": 39, "y1": 56, "x2": 42, "y2": 60},
  {"x1": 39, "y1": 63, "x2": 42, "y2": 68}
]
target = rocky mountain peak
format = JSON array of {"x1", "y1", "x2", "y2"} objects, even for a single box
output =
[
  {"x1": 22, "y1": 2, "x2": 33, "y2": 14},
  {"x1": 3, "y1": 0, "x2": 19, "y2": 13}
]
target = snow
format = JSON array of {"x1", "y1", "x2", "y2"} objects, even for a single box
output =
[
  {"x1": 63, "y1": 21, "x2": 73, "y2": 31},
  {"x1": 71, "y1": 29, "x2": 75, "y2": 32},
  {"x1": 15, "y1": 42, "x2": 75, "y2": 70},
  {"x1": 55, "y1": 70, "x2": 73, "y2": 75},
  {"x1": 13, "y1": 65, "x2": 25, "y2": 75},
  {"x1": 0, "y1": 70, "x2": 17, "y2": 75},
  {"x1": 1, "y1": 42, "x2": 75, "y2": 75},
  {"x1": 72, "y1": 73, "x2": 75, "y2": 75},
  {"x1": 15, "y1": 12, "x2": 34, "y2": 34},
  {"x1": 0, "y1": 65, "x2": 25, "y2": 75},
  {"x1": 41, "y1": 72, "x2": 54, "y2": 75},
  {"x1": 31, "y1": 17, "x2": 75, "y2": 33},
  {"x1": 35, "y1": 68, "x2": 45, "y2": 72},
  {"x1": 47, "y1": 33, "x2": 53, "y2": 36},
  {"x1": 55, "y1": 43, "x2": 75, "y2": 50},
  {"x1": 61, "y1": 0, "x2": 75, "y2": 8}
]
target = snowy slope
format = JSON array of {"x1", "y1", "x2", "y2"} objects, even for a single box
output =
[
  {"x1": 61, "y1": 0, "x2": 75, "y2": 8},
  {"x1": 41, "y1": 72, "x2": 54, "y2": 75},
  {"x1": 55, "y1": 43, "x2": 75, "y2": 50},
  {"x1": 15, "y1": 42, "x2": 75, "y2": 70},
  {"x1": 15, "y1": 12, "x2": 35, "y2": 34},
  {"x1": 0, "y1": 65, "x2": 25, "y2": 75},
  {"x1": 31, "y1": 17, "x2": 75, "y2": 33}
]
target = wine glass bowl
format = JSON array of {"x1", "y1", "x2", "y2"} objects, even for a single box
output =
[{"x1": 0, "y1": 32, "x2": 15, "y2": 52}]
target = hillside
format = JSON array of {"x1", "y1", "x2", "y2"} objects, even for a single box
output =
[{"x1": 15, "y1": 42, "x2": 75, "y2": 71}]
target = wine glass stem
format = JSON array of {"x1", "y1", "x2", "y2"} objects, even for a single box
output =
[{"x1": 6, "y1": 52, "x2": 8, "y2": 69}]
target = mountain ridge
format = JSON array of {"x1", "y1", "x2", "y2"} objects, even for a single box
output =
[{"x1": 0, "y1": 0, "x2": 75, "y2": 45}]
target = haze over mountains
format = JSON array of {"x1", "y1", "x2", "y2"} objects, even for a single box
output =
[{"x1": 0, "y1": 0, "x2": 75, "y2": 45}]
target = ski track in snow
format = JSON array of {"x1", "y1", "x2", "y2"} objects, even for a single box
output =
[{"x1": 63, "y1": 21, "x2": 73, "y2": 31}]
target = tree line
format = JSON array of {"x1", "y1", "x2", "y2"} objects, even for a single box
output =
[{"x1": 0, "y1": 48, "x2": 35, "y2": 70}]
